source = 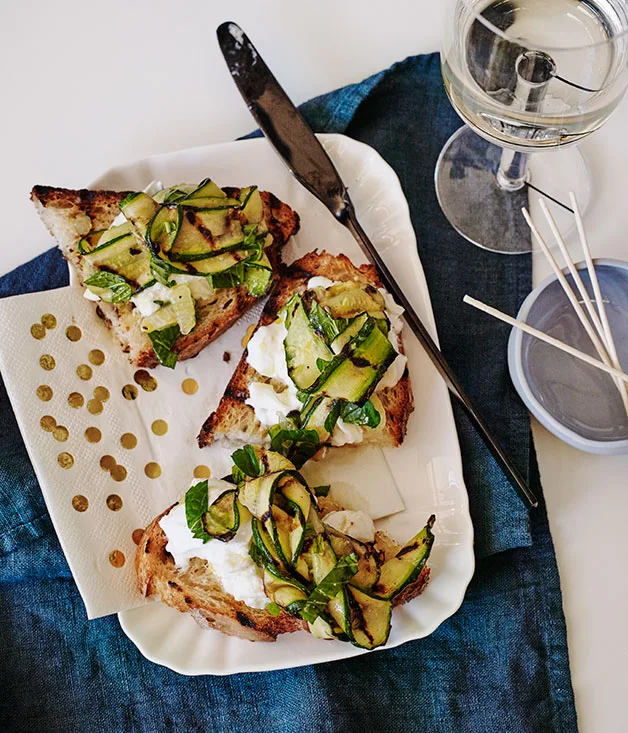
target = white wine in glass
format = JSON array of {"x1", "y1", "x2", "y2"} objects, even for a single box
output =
[{"x1": 437, "y1": 0, "x2": 628, "y2": 253}]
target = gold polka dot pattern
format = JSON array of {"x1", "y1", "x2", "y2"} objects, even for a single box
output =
[
  {"x1": 110, "y1": 464, "x2": 127, "y2": 482},
  {"x1": 65, "y1": 325, "x2": 82, "y2": 342},
  {"x1": 109, "y1": 550, "x2": 125, "y2": 568},
  {"x1": 40, "y1": 415, "x2": 56, "y2": 432},
  {"x1": 31, "y1": 323, "x2": 46, "y2": 340},
  {"x1": 181, "y1": 378, "x2": 198, "y2": 395},
  {"x1": 144, "y1": 462, "x2": 162, "y2": 479},
  {"x1": 41, "y1": 314, "x2": 57, "y2": 330},
  {"x1": 88, "y1": 349, "x2": 105, "y2": 366},
  {"x1": 58, "y1": 452, "x2": 74, "y2": 469},
  {"x1": 132, "y1": 528, "x2": 144, "y2": 545},
  {"x1": 53, "y1": 426, "x2": 69, "y2": 442},
  {"x1": 106, "y1": 494, "x2": 123, "y2": 511},
  {"x1": 99, "y1": 455, "x2": 116, "y2": 471},
  {"x1": 120, "y1": 433, "x2": 137, "y2": 450},
  {"x1": 122, "y1": 384, "x2": 138, "y2": 400},
  {"x1": 87, "y1": 399, "x2": 103, "y2": 415},
  {"x1": 84, "y1": 427, "x2": 102, "y2": 443},
  {"x1": 76, "y1": 364, "x2": 93, "y2": 381},
  {"x1": 93, "y1": 386, "x2": 110, "y2": 402},
  {"x1": 193, "y1": 465, "x2": 211, "y2": 479},
  {"x1": 134, "y1": 370, "x2": 158, "y2": 392},
  {"x1": 36, "y1": 385, "x2": 53, "y2": 402},
  {"x1": 151, "y1": 420, "x2": 168, "y2": 436},
  {"x1": 68, "y1": 392, "x2": 84, "y2": 409},
  {"x1": 72, "y1": 495, "x2": 89, "y2": 512}
]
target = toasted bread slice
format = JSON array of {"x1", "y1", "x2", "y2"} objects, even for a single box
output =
[
  {"x1": 136, "y1": 496, "x2": 430, "y2": 642},
  {"x1": 31, "y1": 185, "x2": 300, "y2": 367},
  {"x1": 198, "y1": 251, "x2": 414, "y2": 449}
]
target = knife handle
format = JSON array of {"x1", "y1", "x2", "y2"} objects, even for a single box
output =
[{"x1": 342, "y1": 202, "x2": 538, "y2": 509}]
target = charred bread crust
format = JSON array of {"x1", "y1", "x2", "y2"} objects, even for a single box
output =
[
  {"x1": 136, "y1": 507, "x2": 306, "y2": 642},
  {"x1": 198, "y1": 250, "x2": 414, "y2": 448},
  {"x1": 31, "y1": 185, "x2": 300, "y2": 368},
  {"x1": 136, "y1": 495, "x2": 430, "y2": 643}
]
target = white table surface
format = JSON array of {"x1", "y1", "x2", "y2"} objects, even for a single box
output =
[{"x1": 1, "y1": 2, "x2": 626, "y2": 730}]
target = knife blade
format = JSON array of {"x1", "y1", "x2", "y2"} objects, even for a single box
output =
[{"x1": 217, "y1": 22, "x2": 537, "y2": 509}]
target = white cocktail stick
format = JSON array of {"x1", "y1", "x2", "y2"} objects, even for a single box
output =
[
  {"x1": 522, "y1": 207, "x2": 612, "y2": 364},
  {"x1": 539, "y1": 197, "x2": 628, "y2": 416},
  {"x1": 463, "y1": 295, "x2": 628, "y2": 384},
  {"x1": 538, "y1": 199, "x2": 606, "y2": 344},
  {"x1": 570, "y1": 191, "x2": 627, "y2": 397}
]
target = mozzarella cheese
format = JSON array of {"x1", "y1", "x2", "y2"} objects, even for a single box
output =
[
  {"x1": 159, "y1": 480, "x2": 268, "y2": 609},
  {"x1": 323, "y1": 510, "x2": 375, "y2": 542},
  {"x1": 245, "y1": 317, "x2": 301, "y2": 424},
  {"x1": 245, "y1": 282, "x2": 406, "y2": 443}
]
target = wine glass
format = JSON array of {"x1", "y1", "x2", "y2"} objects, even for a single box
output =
[{"x1": 436, "y1": 0, "x2": 628, "y2": 254}]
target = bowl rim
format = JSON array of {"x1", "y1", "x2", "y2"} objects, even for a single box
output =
[{"x1": 508, "y1": 257, "x2": 628, "y2": 455}]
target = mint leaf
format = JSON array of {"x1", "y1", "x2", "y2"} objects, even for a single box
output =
[
  {"x1": 299, "y1": 553, "x2": 358, "y2": 624},
  {"x1": 185, "y1": 480, "x2": 211, "y2": 542},
  {"x1": 312, "y1": 484, "x2": 330, "y2": 497},
  {"x1": 208, "y1": 262, "x2": 245, "y2": 290},
  {"x1": 147, "y1": 324, "x2": 180, "y2": 369},
  {"x1": 83, "y1": 271, "x2": 134, "y2": 303},
  {"x1": 163, "y1": 187, "x2": 190, "y2": 203},
  {"x1": 308, "y1": 302, "x2": 349, "y2": 344},
  {"x1": 340, "y1": 399, "x2": 381, "y2": 428},
  {"x1": 269, "y1": 425, "x2": 320, "y2": 469},
  {"x1": 323, "y1": 400, "x2": 344, "y2": 435},
  {"x1": 150, "y1": 256, "x2": 175, "y2": 287},
  {"x1": 242, "y1": 223, "x2": 259, "y2": 244},
  {"x1": 231, "y1": 445, "x2": 262, "y2": 482}
]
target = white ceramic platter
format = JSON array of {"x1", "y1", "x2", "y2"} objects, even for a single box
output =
[{"x1": 106, "y1": 134, "x2": 474, "y2": 675}]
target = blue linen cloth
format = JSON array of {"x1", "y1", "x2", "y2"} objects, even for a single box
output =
[{"x1": 0, "y1": 53, "x2": 577, "y2": 732}]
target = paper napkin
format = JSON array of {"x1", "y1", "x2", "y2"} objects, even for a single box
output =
[{"x1": 0, "y1": 284, "x2": 405, "y2": 618}]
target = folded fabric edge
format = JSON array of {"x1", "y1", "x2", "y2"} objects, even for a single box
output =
[{"x1": 0, "y1": 512, "x2": 52, "y2": 557}]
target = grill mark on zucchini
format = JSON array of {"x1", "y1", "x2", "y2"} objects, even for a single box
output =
[
  {"x1": 347, "y1": 591, "x2": 374, "y2": 645},
  {"x1": 350, "y1": 356, "x2": 371, "y2": 368},
  {"x1": 210, "y1": 450, "x2": 436, "y2": 647},
  {"x1": 97, "y1": 264, "x2": 140, "y2": 289},
  {"x1": 397, "y1": 543, "x2": 421, "y2": 558},
  {"x1": 197, "y1": 224, "x2": 215, "y2": 244},
  {"x1": 185, "y1": 209, "x2": 216, "y2": 247}
]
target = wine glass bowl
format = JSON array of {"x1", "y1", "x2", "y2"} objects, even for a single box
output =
[{"x1": 436, "y1": 0, "x2": 628, "y2": 253}]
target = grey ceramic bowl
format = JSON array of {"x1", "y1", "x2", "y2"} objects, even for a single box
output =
[{"x1": 508, "y1": 258, "x2": 628, "y2": 455}]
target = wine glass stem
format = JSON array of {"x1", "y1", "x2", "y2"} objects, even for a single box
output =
[{"x1": 496, "y1": 147, "x2": 529, "y2": 192}]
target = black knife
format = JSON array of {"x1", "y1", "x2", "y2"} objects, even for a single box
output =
[{"x1": 217, "y1": 22, "x2": 538, "y2": 509}]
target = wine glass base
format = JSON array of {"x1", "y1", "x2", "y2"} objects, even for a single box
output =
[{"x1": 434, "y1": 126, "x2": 591, "y2": 254}]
